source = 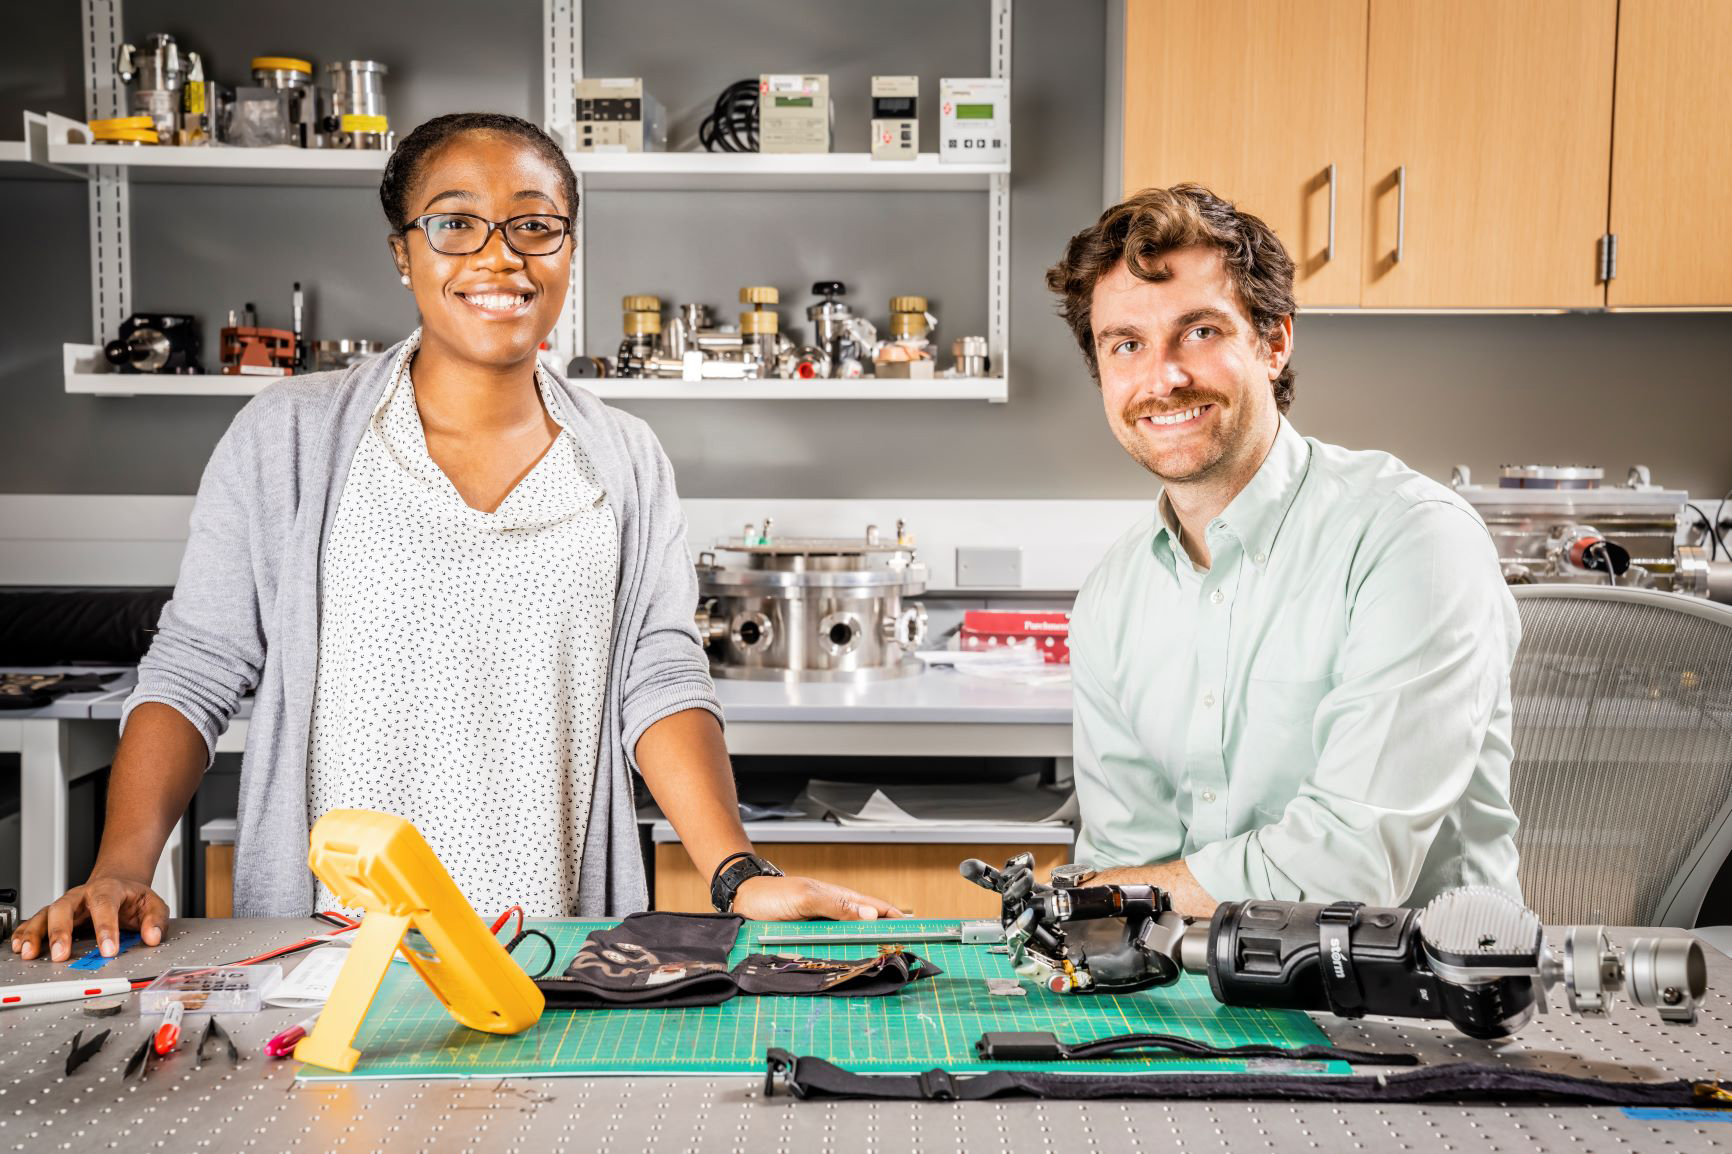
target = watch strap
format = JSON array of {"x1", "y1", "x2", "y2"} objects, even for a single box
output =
[{"x1": 710, "y1": 852, "x2": 783, "y2": 913}]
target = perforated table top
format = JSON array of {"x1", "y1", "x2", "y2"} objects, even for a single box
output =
[{"x1": 0, "y1": 918, "x2": 1727, "y2": 1153}]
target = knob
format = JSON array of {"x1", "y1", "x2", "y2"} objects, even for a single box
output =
[
  {"x1": 738, "y1": 309, "x2": 778, "y2": 334},
  {"x1": 812, "y1": 281, "x2": 846, "y2": 299}
]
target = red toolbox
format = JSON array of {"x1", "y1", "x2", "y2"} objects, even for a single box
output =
[{"x1": 959, "y1": 610, "x2": 1072, "y2": 664}]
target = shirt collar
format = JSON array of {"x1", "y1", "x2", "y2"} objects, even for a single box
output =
[
  {"x1": 369, "y1": 328, "x2": 602, "y2": 521},
  {"x1": 374, "y1": 328, "x2": 574, "y2": 433},
  {"x1": 1150, "y1": 416, "x2": 1312, "y2": 571}
]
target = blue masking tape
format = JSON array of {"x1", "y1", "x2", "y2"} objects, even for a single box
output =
[
  {"x1": 1621, "y1": 1108, "x2": 1732, "y2": 1124},
  {"x1": 68, "y1": 931, "x2": 143, "y2": 971}
]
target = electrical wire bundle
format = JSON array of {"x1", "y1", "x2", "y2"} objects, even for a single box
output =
[{"x1": 700, "y1": 79, "x2": 759, "y2": 152}]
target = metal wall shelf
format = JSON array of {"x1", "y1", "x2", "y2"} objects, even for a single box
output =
[
  {"x1": 62, "y1": 343, "x2": 265, "y2": 396},
  {"x1": 30, "y1": 129, "x2": 1005, "y2": 192},
  {"x1": 45, "y1": 135, "x2": 388, "y2": 186},
  {"x1": 570, "y1": 151, "x2": 1006, "y2": 191},
  {"x1": 65, "y1": 343, "x2": 1008, "y2": 402},
  {"x1": 43, "y1": 0, "x2": 1014, "y2": 403},
  {"x1": 589, "y1": 376, "x2": 1010, "y2": 402}
]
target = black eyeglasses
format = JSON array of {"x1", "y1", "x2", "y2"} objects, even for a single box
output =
[{"x1": 401, "y1": 212, "x2": 573, "y2": 257}]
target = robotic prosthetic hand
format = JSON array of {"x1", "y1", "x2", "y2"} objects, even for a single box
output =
[
  {"x1": 958, "y1": 856, "x2": 1189, "y2": 995},
  {"x1": 961, "y1": 854, "x2": 1709, "y2": 1040}
]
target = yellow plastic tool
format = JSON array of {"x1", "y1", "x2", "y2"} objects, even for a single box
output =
[
  {"x1": 251, "y1": 56, "x2": 313, "y2": 73},
  {"x1": 295, "y1": 809, "x2": 545, "y2": 1073},
  {"x1": 88, "y1": 116, "x2": 155, "y2": 131},
  {"x1": 339, "y1": 114, "x2": 389, "y2": 134}
]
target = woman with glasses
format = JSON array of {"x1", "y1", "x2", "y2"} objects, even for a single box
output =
[{"x1": 13, "y1": 113, "x2": 900, "y2": 963}]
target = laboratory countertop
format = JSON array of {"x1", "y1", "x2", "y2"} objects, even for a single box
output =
[
  {"x1": 0, "y1": 918, "x2": 1725, "y2": 1153},
  {"x1": 0, "y1": 666, "x2": 135, "y2": 721},
  {"x1": 57, "y1": 663, "x2": 1077, "y2": 725}
]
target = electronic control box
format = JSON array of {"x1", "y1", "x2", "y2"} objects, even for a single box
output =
[
  {"x1": 870, "y1": 75, "x2": 919, "y2": 160},
  {"x1": 573, "y1": 77, "x2": 665, "y2": 152},
  {"x1": 939, "y1": 77, "x2": 1009, "y2": 164},
  {"x1": 760, "y1": 73, "x2": 830, "y2": 154}
]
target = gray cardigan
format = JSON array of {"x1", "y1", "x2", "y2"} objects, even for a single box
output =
[{"x1": 123, "y1": 336, "x2": 721, "y2": 917}]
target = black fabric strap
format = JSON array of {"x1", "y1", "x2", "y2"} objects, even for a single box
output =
[
  {"x1": 1317, "y1": 901, "x2": 1367, "y2": 1017},
  {"x1": 975, "y1": 1030, "x2": 1416, "y2": 1067},
  {"x1": 765, "y1": 1050, "x2": 1732, "y2": 1107}
]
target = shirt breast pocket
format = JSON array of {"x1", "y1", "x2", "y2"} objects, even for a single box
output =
[{"x1": 1235, "y1": 672, "x2": 1335, "y2": 787}]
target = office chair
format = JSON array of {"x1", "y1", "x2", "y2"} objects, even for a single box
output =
[{"x1": 1508, "y1": 585, "x2": 1732, "y2": 933}]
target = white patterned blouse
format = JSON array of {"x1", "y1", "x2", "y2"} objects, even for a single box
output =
[{"x1": 308, "y1": 344, "x2": 619, "y2": 918}]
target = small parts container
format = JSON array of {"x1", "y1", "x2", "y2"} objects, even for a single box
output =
[{"x1": 139, "y1": 965, "x2": 283, "y2": 1015}]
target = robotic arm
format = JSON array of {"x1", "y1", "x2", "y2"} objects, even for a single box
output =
[{"x1": 962, "y1": 854, "x2": 1708, "y2": 1040}]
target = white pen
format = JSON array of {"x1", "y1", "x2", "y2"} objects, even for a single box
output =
[{"x1": 0, "y1": 978, "x2": 134, "y2": 1009}]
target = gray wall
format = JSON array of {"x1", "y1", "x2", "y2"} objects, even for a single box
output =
[{"x1": 4, "y1": 1, "x2": 1730, "y2": 500}]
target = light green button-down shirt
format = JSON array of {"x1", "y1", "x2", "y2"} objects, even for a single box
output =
[{"x1": 1071, "y1": 417, "x2": 1523, "y2": 907}]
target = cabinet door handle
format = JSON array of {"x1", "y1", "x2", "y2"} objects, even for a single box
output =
[
  {"x1": 1325, "y1": 162, "x2": 1337, "y2": 262},
  {"x1": 1393, "y1": 164, "x2": 1406, "y2": 264}
]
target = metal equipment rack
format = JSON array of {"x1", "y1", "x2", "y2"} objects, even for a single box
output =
[{"x1": 19, "y1": 0, "x2": 1014, "y2": 403}]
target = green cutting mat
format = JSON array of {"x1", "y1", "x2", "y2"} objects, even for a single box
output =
[{"x1": 296, "y1": 919, "x2": 1342, "y2": 1081}]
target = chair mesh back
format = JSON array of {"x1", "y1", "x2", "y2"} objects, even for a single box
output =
[{"x1": 1511, "y1": 591, "x2": 1732, "y2": 926}]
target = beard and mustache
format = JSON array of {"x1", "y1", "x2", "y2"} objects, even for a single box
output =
[
  {"x1": 1119, "y1": 387, "x2": 1232, "y2": 426},
  {"x1": 1114, "y1": 387, "x2": 1241, "y2": 483}
]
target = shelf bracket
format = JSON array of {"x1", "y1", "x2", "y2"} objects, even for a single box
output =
[
  {"x1": 83, "y1": 0, "x2": 130, "y2": 345},
  {"x1": 545, "y1": 0, "x2": 584, "y2": 365},
  {"x1": 21, "y1": 112, "x2": 94, "y2": 180},
  {"x1": 988, "y1": 0, "x2": 1013, "y2": 389}
]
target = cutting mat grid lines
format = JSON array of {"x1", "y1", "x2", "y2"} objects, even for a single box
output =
[{"x1": 298, "y1": 920, "x2": 1343, "y2": 1080}]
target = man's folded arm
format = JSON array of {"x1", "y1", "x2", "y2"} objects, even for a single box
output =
[
  {"x1": 1069, "y1": 595, "x2": 1186, "y2": 871},
  {"x1": 1187, "y1": 499, "x2": 1516, "y2": 907}
]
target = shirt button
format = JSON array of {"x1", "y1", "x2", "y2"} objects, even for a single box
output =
[
  {"x1": 1209, "y1": 589, "x2": 1224, "y2": 605},
  {"x1": 1201, "y1": 789, "x2": 1217, "y2": 803},
  {"x1": 1202, "y1": 691, "x2": 1216, "y2": 708},
  {"x1": 1253, "y1": 551, "x2": 1267, "y2": 565}
]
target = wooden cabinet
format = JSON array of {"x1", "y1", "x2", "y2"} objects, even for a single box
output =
[
  {"x1": 1607, "y1": 0, "x2": 1732, "y2": 307},
  {"x1": 1117, "y1": 0, "x2": 1720, "y2": 309},
  {"x1": 1360, "y1": 0, "x2": 1617, "y2": 308},
  {"x1": 653, "y1": 842, "x2": 1070, "y2": 918},
  {"x1": 1122, "y1": 0, "x2": 1369, "y2": 307}
]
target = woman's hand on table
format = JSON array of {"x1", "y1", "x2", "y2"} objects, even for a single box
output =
[
  {"x1": 10, "y1": 875, "x2": 168, "y2": 962},
  {"x1": 732, "y1": 875, "x2": 905, "y2": 921}
]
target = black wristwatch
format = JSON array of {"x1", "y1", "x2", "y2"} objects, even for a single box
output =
[{"x1": 710, "y1": 852, "x2": 783, "y2": 913}]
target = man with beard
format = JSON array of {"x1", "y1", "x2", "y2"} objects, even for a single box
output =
[{"x1": 1045, "y1": 185, "x2": 1522, "y2": 917}]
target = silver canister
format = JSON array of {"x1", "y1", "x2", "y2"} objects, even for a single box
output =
[
  {"x1": 696, "y1": 524, "x2": 928, "y2": 682},
  {"x1": 311, "y1": 339, "x2": 386, "y2": 372},
  {"x1": 321, "y1": 60, "x2": 391, "y2": 149},
  {"x1": 115, "y1": 34, "x2": 186, "y2": 141},
  {"x1": 951, "y1": 335, "x2": 990, "y2": 378},
  {"x1": 251, "y1": 57, "x2": 317, "y2": 146}
]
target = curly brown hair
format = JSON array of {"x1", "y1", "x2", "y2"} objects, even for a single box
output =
[{"x1": 1045, "y1": 184, "x2": 1297, "y2": 412}]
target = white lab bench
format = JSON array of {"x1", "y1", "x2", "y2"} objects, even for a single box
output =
[
  {"x1": 0, "y1": 667, "x2": 161, "y2": 919},
  {"x1": 10, "y1": 665, "x2": 1074, "y2": 914}
]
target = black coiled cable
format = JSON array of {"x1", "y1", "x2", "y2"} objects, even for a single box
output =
[{"x1": 700, "y1": 79, "x2": 760, "y2": 152}]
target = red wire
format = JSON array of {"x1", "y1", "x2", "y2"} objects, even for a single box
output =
[
  {"x1": 489, "y1": 905, "x2": 525, "y2": 940},
  {"x1": 127, "y1": 906, "x2": 521, "y2": 990},
  {"x1": 128, "y1": 910, "x2": 363, "y2": 989}
]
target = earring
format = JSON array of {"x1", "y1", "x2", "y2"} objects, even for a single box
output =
[{"x1": 400, "y1": 274, "x2": 410, "y2": 286}]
